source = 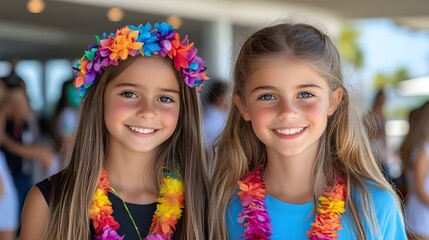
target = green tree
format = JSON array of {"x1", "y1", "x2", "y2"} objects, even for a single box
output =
[
  {"x1": 338, "y1": 25, "x2": 363, "y2": 69},
  {"x1": 373, "y1": 67, "x2": 410, "y2": 89}
]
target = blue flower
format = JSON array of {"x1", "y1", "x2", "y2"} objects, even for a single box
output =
[
  {"x1": 130, "y1": 23, "x2": 160, "y2": 56},
  {"x1": 155, "y1": 22, "x2": 174, "y2": 37}
]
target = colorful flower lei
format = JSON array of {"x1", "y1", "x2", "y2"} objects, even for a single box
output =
[
  {"x1": 73, "y1": 22, "x2": 209, "y2": 97},
  {"x1": 90, "y1": 170, "x2": 184, "y2": 240},
  {"x1": 237, "y1": 165, "x2": 346, "y2": 240}
]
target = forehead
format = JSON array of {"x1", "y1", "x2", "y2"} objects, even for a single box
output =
[
  {"x1": 246, "y1": 56, "x2": 328, "y2": 90},
  {"x1": 108, "y1": 56, "x2": 179, "y2": 89}
]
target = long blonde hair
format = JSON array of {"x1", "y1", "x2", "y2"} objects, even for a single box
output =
[
  {"x1": 43, "y1": 56, "x2": 208, "y2": 239},
  {"x1": 209, "y1": 22, "x2": 402, "y2": 240}
]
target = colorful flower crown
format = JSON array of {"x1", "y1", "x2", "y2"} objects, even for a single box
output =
[{"x1": 73, "y1": 22, "x2": 209, "y2": 97}]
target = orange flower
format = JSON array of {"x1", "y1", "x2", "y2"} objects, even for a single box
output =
[
  {"x1": 238, "y1": 181, "x2": 266, "y2": 198},
  {"x1": 98, "y1": 170, "x2": 110, "y2": 190},
  {"x1": 108, "y1": 28, "x2": 143, "y2": 62},
  {"x1": 74, "y1": 71, "x2": 85, "y2": 88}
]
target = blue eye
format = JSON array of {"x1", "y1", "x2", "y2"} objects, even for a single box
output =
[
  {"x1": 158, "y1": 96, "x2": 174, "y2": 103},
  {"x1": 298, "y1": 92, "x2": 314, "y2": 99},
  {"x1": 121, "y1": 92, "x2": 137, "y2": 98},
  {"x1": 258, "y1": 94, "x2": 276, "y2": 100}
]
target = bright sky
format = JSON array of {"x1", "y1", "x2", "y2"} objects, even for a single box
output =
[
  {"x1": 346, "y1": 18, "x2": 429, "y2": 110},
  {"x1": 356, "y1": 18, "x2": 429, "y2": 84}
]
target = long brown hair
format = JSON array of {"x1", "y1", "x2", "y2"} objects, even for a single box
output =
[
  {"x1": 209, "y1": 22, "x2": 402, "y2": 240},
  {"x1": 43, "y1": 56, "x2": 207, "y2": 239},
  {"x1": 400, "y1": 101, "x2": 429, "y2": 171}
]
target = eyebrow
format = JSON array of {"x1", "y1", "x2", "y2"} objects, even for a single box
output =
[
  {"x1": 115, "y1": 83, "x2": 142, "y2": 88},
  {"x1": 251, "y1": 83, "x2": 322, "y2": 93},
  {"x1": 115, "y1": 83, "x2": 180, "y2": 94},
  {"x1": 297, "y1": 83, "x2": 322, "y2": 89},
  {"x1": 250, "y1": 85, "x2": 277, "y2": 93},
  {"x1": 159, "y1": 88, "x2": 180, "y2": 95}
]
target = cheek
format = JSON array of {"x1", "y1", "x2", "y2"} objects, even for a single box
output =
[
  {"x1": 248, "y1": 105, "x2": 270, "y2": 120},
  {"x1": 105, "y1": 100, "x2": 129, "y2": 118},
  {"x1": 303, "y1": 104, "x2": 323, "y2": 117},
  {"x1": 303, "y1": 100, "x2": 330, "y2": 116},
  {"x1": 301, "y1": 102, "x2": 329, "y2": 128},
  {"x1": 103, "y1": 99, "x2": 131, "y2": 130},
  {"x1": 161, "y1": 106, "x2": 180, "y2": 128},
  {"x1": 248, "y1": 107, "x2": 272, "y2": 133}
]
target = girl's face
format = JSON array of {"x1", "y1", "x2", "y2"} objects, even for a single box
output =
[
  {"x1": 7, "y1": 88, "x2": 31, "y2": 122},
  {"x1": 234, "y1": 57, "x2": 342, "y2": 159},
  {"x1": 104, "y1": 57, "x2": 180, "y2": 156}
]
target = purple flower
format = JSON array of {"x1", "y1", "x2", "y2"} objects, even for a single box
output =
[
  {"x1": 95, "y1": 225, "x2": 124, "y2": 240},
  {"x1": 309, "y1": 236, "x2": 334, "y2": 240},
  {"x1": 157, "y1": 31, "x2": 175, "y2": 57},
  {"x1": 145, "y1": 232, "x2": 169, "y2": 240}
]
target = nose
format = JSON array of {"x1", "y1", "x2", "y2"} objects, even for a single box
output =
[
  {"x1": 278, "y1": 98, "x2": 297, "y2": 120},
  {"x1": 137, "y1": 99, "x2": 156, "y2": 119}
]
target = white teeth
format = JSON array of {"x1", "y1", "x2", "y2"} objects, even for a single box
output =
[
  {"x1": 129, "y1": 126, "x2": 155, "y2": 134},
  {"x1": 275, "y1": 127, "x2": 304, "y2": 135}
]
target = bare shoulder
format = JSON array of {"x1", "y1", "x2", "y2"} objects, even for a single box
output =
[{"x1": 20, "y1": 186, "x2": 50, "y2": 240}]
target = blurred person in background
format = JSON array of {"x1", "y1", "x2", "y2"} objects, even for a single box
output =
[
  {"x1": 0, "y1": 82, "x2": 60, "y2": 228},
  {"x1": 368, "y1": 88, "x2": 388, "y2": 175},
  {"x1": 1, "y1": 59, "x2": 25, "y2": 89},
  {"x1": 51, "y1": 79, "x2": 80, "y2": 163},
  {"x1": 0, "y1": 79, "x2": 18, "y2": 240},
  {"x1": 0, "y1": 84, "x2": 34, "y2": 222},
  {"x1": 400, "y1": 101, "x2": 429, "y2": 240},
  {"x1": 0, "y1": 148, "x2": 18, "y2": 240},
  {"x1": 202, "y1": 79, "x2": 230, "y2": 153},
  {"x1": 0, "y1": 133, "x2": 59, "y2": 181}
]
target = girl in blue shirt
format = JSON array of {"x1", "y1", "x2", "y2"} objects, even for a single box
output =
[{"x1": 209, "y1": 22, "x2": 407, "y2": 240}]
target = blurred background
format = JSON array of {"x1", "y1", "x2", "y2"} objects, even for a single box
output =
[
  {"x1": 0, "y1": 0, "x2": 428, "y2": 238},
  {"x1": 1, "y1": 1, "x2": 428, "y2": 115}
]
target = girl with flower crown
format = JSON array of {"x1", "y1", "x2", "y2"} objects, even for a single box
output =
[
  {"x1": 209, "y1": 22, "x2": 407, "y2": 239},
  {"x1": 20, "y1": 22, "x2": 208, "y2": 240}
]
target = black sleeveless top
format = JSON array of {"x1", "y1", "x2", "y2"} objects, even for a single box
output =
[{"x1": 36, "y1": 179, "x2": 157, "y2": 239}]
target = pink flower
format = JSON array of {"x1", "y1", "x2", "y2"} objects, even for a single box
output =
[{"x1": 95, "y1": 225, "x2": 123, "y2": 240}]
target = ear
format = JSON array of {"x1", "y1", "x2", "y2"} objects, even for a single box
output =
[
  {"x1": 233, "y1": 94, "x2": 251, "y2": 121},
  {"x1": 328, "y1": 87, "x2": 343, "y2": 116}
]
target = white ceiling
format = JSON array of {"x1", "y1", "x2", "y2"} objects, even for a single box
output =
[{"x1": 0, "y1": 0, "x2": 428, "y2": 61}]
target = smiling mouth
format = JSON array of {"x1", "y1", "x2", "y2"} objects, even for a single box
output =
[
  {"x1": 274, "y1": 127, "x2": 305, "y2": 135},
  {"x1": 127, "y1": 125, "x2": 157, "y2": 134}
]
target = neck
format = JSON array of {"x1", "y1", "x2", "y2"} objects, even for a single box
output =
[
  {"x1": 105, "y1": 145, "x2": 158, "y2": 204},
  {"x1": 263, "y1": 147, "x2": 325, "y2": 204}
]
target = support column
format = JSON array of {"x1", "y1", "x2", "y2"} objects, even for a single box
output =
[{"x1": 202, "y1": 19, "x2": 234, "y2": 81}]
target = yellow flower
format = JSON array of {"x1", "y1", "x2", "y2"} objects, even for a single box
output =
[
  {"x1": 151, "y1": 175, "x2": 185, "y2": 234},
  {"x1": 93, "y1": 188, "x2": 110, "y2": 207},
  {"x1": 317, "y1": 196, "x2": 345, "y2": 216}
]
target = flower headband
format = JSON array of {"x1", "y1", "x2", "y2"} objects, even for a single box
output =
[{"x1": 73, "y1": 22, "x2": 209, "y2": 97}]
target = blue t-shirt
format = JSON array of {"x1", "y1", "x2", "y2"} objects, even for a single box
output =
[{"x1": 227, "y1": 181, "x2": 406, "y2": 239}]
